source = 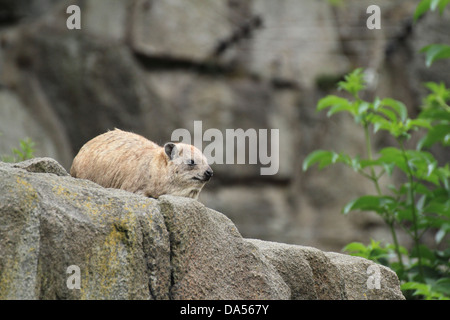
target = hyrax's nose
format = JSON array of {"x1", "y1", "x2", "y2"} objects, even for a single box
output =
[{"x1": 204, "y1": 169, "x2": 213, "y2": 181}]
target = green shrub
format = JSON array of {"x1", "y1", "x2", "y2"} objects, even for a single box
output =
[
  {"x1": 1, "y1": 137, "x2": 36, "y2": 163},
  {"x1": 303, "y1": 69, "x2": 450, "y2": 299},
  {"x1": 304, "y1": 0, "x2": 450, "y2": 300}
]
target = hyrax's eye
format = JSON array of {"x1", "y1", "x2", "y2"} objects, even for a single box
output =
[{"x1": 187, "y1": 159, "x2": 196, "y2": 166}]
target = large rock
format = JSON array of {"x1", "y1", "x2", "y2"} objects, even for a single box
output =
[
  {"x1": 0, "y1": 158, "x2": 170, "y2": 299},
  {"x1": 131, "y1": 0, "x2": 232, "y2": 61},
  {"x1": 0, "y1": 158, "x2": 290, "y2": 299},
  {"x1": 248, "y1": 0, "x2": 349, "y2": 87},
  {"x1": 325, "y1": 252, "x2": 405, "y2": 300},
  {"x1": 160, "y1": 196, "x2": 290, "y2": 299},
  {"x1": 0, "y1": 158, "x2": 404, "y2": 300},
  {"x1": 247, "y1": 239, "x2": 346, "y2": 299},
  {"x1": 248, "y1": 239, "x2": 405, "y2": 300}
]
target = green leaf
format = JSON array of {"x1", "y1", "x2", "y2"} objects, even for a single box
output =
[
  {"x1": 302, "y1": 150, "x2": 333, "y2": 171},
  {"x1": 343, "y1": 240, "x2": 394, "y2": 262},
  {"x1": 376, "y1": 147, "x2": 408, "y2": 173},
  {"x1": 343, "y1": 242, "x2": 368, "y2": 254},
  {"x1": 342, "y1": 195, "x2": 397, "y2": 215},
  {"x1": 380, "y1": 98, "x2": 408, "y2": 122},
  {"x1": 414, "y1": 0, "x2": 450, "y2": 21},
  {"x1": 438, "y1": 0, "x2": 450, "y2": 13},
  {"x1": 374, "y1": 148, "x2": 441, "y2": 183},
  {"x1": 396, "y1": 207, "x2": 414, "y2": 222},
  {"x1": 420, "y1": 44, "x2": 450, "y2": 67},
  {"x1": 424, "y1": 198, "x2": 450, "y2": 216},
  {"x1": 409, "y1": 150, "x2": 440, "y2": 183},
  {"x1": 414, "y1": 0, "x2": 432, "y2": 22},
  {"x1": 435, "y1": 223, "x2": 450, "y2": 244},
  {"x1": 436, "y1": 166, "x2": 450, "y2": 190},
  {"x1": 401, "y1": 281, "x2": 450, "y2": 299},
  {"x1": 418, "y1": 124, "x2": 450, "y2": 149},
  {"x1": 367, "y1": 98, "x2": 414, "y2": 137},
  {"x1": 403, "y1": 150, "x2": 440, "y2": 184},
  {"x1": 401, "y1": 282, "x2": 431, "y2": 297},
  {"x1": 368, "y1": 114, "x2": 393, "y2": 134},
  {"x1": 327, "y1": 101, "x2": 355, "y2": 117},
  {"x1": 356, "y1": 101, "x2": 370, "y2": 115},
  {"x1": 422, "y1": 82, "x2": 450, "y2": 111},
  {"x1": 434, "y1": 278, "x2": 450, "y2": 296},
  {"x1": 377, "y1": 106, "x2": 398, "y2": 123},
  {"x1": 425, "y1": 81, "x2": 449, "y2": 94},
  {"x1": 317, "y1": 95, "x2": 354, "y2": 117},
  {"x1": 405, "y1": 118, "x2": 432, "y2": 131},
  {"x1": 338, "y1": 68, "x2": 366, "y2": 98},
  {"x1": 303, "y1": 150, "x2": 354, "y2": 171},
  {"x1": 419, "y1": 107, "x2": 450, "y2": 123}
]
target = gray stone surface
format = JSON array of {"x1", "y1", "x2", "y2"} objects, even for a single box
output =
[
  {"x1": 0, "y1": 159, "x2": 170, "y2": 299},
  {"x1": 159, "y1": 195, "x2": 290, "y2": 299},
  {"x1": 325, "y1": 252, "x2": 405, "y2": 300},
  {"x1": 249, "y1": 239, "x2": 405, "y2": 300},
  {"x1": 12, "y1": 157, "x2": 70, "y2": 176},
  {"x1": 0, "y1": 158, "x2": 405, "y2": 300},
  {"x1": 246, "y1": 239, "x2": 345, "y2": 299}
]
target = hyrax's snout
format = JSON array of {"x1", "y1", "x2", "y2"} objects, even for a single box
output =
[
  {"x1": 192, "y1": 166, "x2": 213, "y2": 182},
  {"x1": 204, "y1": 168, "x2": 213, "y2": 181}
]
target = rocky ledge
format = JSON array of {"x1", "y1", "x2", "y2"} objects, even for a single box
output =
[{"x1": 0, "y1": 158, "x2": 404, "y2": 299}]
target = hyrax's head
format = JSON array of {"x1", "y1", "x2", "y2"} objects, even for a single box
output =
[{"x1": 163, "y1": 142, "x2": 213, "y2": 199}]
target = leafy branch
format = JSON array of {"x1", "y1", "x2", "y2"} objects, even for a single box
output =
[{"x1": 303, "y1": 68, "x2": 450, "y2": 299}]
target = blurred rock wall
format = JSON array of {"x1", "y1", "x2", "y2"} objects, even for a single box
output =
[{"x1": 0, "y1": 0, "x2": 448, "y2": 251}]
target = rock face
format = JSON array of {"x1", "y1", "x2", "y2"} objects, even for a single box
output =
[
  {"x1": 0, "y1": 158, "x2": 404, "y2": 300},
  {"x1": 1, "y1": 0, "x2": 448, "y2": 253}
]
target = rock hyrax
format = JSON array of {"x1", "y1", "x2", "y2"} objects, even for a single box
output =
[{"x1": 70, "y1": 129, "x2": 213, "y2": 199}]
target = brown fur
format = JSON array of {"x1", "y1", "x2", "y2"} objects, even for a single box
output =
[{"x1": 70, "y1": 129, "x2": 213, "y2": 199}]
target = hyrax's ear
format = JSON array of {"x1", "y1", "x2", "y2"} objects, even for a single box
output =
[{"x1": 164, "y1": 143, "x2": 177, "y2": 160}]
